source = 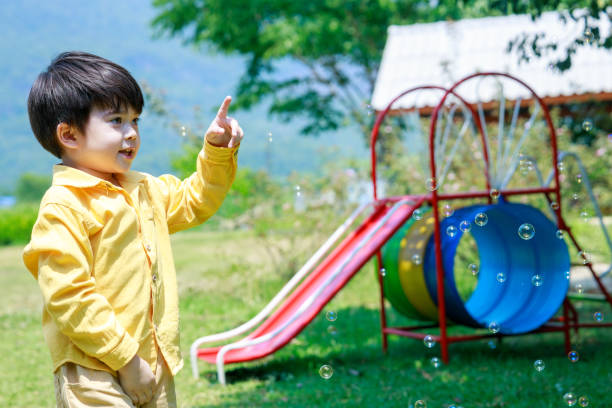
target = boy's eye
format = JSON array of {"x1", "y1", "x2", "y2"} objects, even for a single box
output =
[
  {"x1": 110, "y1": 117, "x2": 122, "y2": 124},
  {"x1": 132, "y1": 117, "x2": 140, "y2": 125}
]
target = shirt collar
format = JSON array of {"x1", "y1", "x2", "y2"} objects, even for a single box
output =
[{"x1": 52, "y1": 165, "x2": 147, "y2": 188}]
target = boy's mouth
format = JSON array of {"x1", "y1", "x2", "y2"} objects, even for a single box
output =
[{"x1": 118, "y1": 148, "x2": 135, "y2": 159}]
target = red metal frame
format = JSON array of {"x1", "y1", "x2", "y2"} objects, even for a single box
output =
[{"x1": 370, "y1": 72, "x2": 612, "y2": 364}]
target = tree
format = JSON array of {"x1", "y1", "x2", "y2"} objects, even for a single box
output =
[
  {"x1": 151, "y1": 0, "x2": 610, "y2": 145},
  {"x1": 150, "y1": 0, "x2": 476, "y2": 141},
  {"x1": 504, "y1": 1, "x2": 611, "y2": 73}
]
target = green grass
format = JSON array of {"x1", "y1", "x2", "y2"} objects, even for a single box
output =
[{"x1": 1, "y1": 224, "x2": 611, "y2": 407}]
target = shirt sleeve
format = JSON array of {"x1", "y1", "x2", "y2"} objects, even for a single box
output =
[
  {"x1": 154, "y1": 140, "x2": 238, "y2": 234},
  {"x1": 23, "y1": 203, "x2": 139, "y2": 371}
]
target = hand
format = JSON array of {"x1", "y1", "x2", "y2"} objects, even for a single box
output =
[
  {"x1": 205, "y1": 96, "x2": 244, "y2": 148},
  {"x1": 117, "y1": 354, "x2": 155, "y2": 406}
]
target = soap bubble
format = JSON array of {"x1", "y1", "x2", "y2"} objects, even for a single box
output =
[
  {"x1": 413, "y1": 209, "x2": 423, "y2": 221},
  {"x1": 490, "y1": 189, "x2": 500, "y2": 199},
  {"x1": 563, "y1": 392, "x2": 577, "y2": 406},
  {"x1": 423, "y1": 335, "x2": 435, "y2": 348},
  {"x1": 556, "y1": 229, "x2": 565, "y2": 239},
  {"x1": 576, "y1": 173, "x2": 583, "y2": 184},
  {"x1": 582, "y1": 119, "x2": 592, "y2": 132},
  {"x1": 475, "y1": 212, "x2": 488, "y2": 226},
  {"x1": 415, "y1": 400, "x2": 427, "y2": 408},
  {"x1": 446, "y1": 225, "x2": 458, "y2": 237},
  {"x1": 557, "y1": 161, "x2": 565, "y2": 172},
  {"x1": 468, "y1": 263, "x2": 479, "y2": 276},
  {"x1": 295, "y1": 185, "x2": 301, "y2": 197},
  {"x1": 518, "y1": 223, "x2": 535, "y2": 240},
  {"x1": 572, "y1": 193, "x2": 579, "y2": 201},
  {"x1": 430, "y1": 357, "x2": 441, "y2": 368},
  {"x1": 326, "y1": 311, "x2": 337, "y2": 322},
  {"x1": 575, "y1": 283, "x2": 583, "y2": 294},
  {"x1": 487, "y1": 339, "x2": 497, "y2": 349},
  {"x1": 411, "y1": 254, "x2": 422, "y2": 265},
  {"x1": 319, "y1": 364, "x2": 333, "y2": 379},
  {"x1": 267, "y1": 131, "x2": 273, "y2": 143},
  {"x1": 583, "y1": 27, "x2": 594, "y2": 44},
  {"x1": 327, "y1": 325, "x2": 338, "y2": 335},
  {"x1": 550, "y1": 201, "x2": 560, "y2": 210},
  {"x1": 380, "y1": 268, "x2": 387, "y2": 277},
  {"x1": 532, "y1": 275, "x2": 543, "y2": 287},
  {"x1": 579, "y1": 251, "x2": 591, "y2": 265},
  {"x1": 593, "y1": 311, "x2": 603, "y2": 322},
  {"x1": 459, "y1": 220, "x2": 471, "y2": 232},
  {"x1": 519, "y1": 158, "x2": 533, "y2": 175},
  {"x1": 365, "y1": 104, "x2": 374, "y2": 116},
  {"x1": 426, "y1": 178, "x2": 438, "y2": 191},
  {"x1": 533, "y1": 359, "x2": 545, "y2": 372},
  {"x1": 180, "y1": 126, "x2": 187, "y2": 137},
  {"x1": 568, "y1": 350, "x2": 579, "y2": 362},
  {"x1": 488, "y1": 321, "x2": 500, "y2": 334},
  {"x1": 580, "y1": 210, "x2": 589, "y2": 222},
  {"x1": 496, "y1": 272, "x2": 506, "y2": 283},
  {"x1": 578, "y1": 395, "x2": 589, "y2": 407},
  {"x1": 443, "y1": 204, "x2": 453, "y2": 217},
  {"x1": 565, "y1": 270, "x2": 571, "y2": 280}
]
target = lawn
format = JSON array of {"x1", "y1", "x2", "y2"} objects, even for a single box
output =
[{"x1": 1, "y1": 222, "x2": 610, "y2": 407}]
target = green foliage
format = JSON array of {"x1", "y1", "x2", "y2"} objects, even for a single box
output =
[
  {"x1": 170, "y1": 138, "x2": 283, "y2": 221},
  {"x1": 217, "y1": 167, "x2": 282, "y2": 221},
  {"x1": 169, "y1": 140, "x2": 202, "y2": 179},
  {"x1": 505, "y1": 1, "x2": 611, "y2": 73},
  {"x1": 151, "y1": 0, "x2": 610, "y2": 147},
  {"x1": 150, "y1": 0, "x2": 476, "y2": 141},
  {"x1": 558, "y1": 100, "x2": 612, "y2": 146},
  {"x1": 14, "y1": 173, "x2": 51, "y2": 203},
  {"x1": 0, "y1": 205, "x2": 38, "y2": 245}
]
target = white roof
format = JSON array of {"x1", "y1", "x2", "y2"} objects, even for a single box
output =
[{"x1": 371, "y1": 11, "x2": 612, "y2": 111}]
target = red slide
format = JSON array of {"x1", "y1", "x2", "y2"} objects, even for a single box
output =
[{"x1": 196, "y1": 199, "x2": 423, "y2": 365}]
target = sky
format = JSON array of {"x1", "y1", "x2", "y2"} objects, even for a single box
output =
[{"x1": 0, "y1": 0, "x2": 367, "y2": 191}]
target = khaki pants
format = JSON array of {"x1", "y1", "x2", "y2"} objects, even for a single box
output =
[{"x1": 53, "y1": 356, "x2": 176, "y2": 408}]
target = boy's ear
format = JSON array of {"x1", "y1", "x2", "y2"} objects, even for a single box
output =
[{"x1": 56, "y1": 122, "x2": 80, "y2": 150}]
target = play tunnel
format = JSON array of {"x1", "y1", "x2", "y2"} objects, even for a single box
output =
[{"x1": 381, "y1": 201, "x2": 570, "y2": 334}]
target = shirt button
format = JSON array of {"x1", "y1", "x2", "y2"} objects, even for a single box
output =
[{"x1": 152, "y1": 273, "x2": 157, "y2": 283}]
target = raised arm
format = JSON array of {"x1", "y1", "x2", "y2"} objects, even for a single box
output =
[{"x1": 152, "y1": 97, "x2": 243, "y2": 233}]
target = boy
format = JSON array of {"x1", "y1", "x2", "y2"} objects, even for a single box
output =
[{"x1": 23, "y1": 51, "x2": 243, "y2": 407}]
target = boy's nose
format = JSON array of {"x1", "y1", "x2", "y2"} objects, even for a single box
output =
[{"x1": 125, "y1": 128, "x2": 137, "y2": 140}]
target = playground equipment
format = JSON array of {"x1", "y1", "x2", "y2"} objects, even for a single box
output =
[
  {"x1": 191, "y1": 72, "x2": 612, "y2": 383},
  {"x1": 371, "y1": 72, "x2": 612, "y2": 363}
]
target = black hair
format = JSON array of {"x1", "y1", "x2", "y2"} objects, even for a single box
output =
[{"x1": 27, "y1": 51, "x2": 144, "y2": 158}]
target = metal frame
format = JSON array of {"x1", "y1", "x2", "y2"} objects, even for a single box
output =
[{"x1": 370, "y1": 72, "x2": 612, "y2": 364}]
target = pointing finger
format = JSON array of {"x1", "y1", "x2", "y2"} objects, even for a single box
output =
[{"x1": 216, "y1": 96, "x2": 232, "y2": 120}]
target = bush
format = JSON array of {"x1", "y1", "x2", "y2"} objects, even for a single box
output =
[
  {"x1": 0, "y1": 204, "x2": 38, "y2": 245},
  {"x1": 15, "y1": 173, "x2": 51, "y2": 203}
]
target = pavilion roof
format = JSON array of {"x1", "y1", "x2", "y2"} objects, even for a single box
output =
[{"x1": 371, "y1": 11, "x2": 612, "y2": 113}]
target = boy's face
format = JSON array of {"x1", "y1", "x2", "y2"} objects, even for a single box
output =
[{"x1": 64, "y1": 105, "x2": 140, "y2": 182}]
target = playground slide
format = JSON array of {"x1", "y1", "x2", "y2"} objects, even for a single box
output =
[{"x1": 195, "y1": 199, "x2": 423, "y2": 372}]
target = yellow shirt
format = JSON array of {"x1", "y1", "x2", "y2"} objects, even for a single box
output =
[{"x1": 23, "y1": 141, "x2": 237, "y2": 376}]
